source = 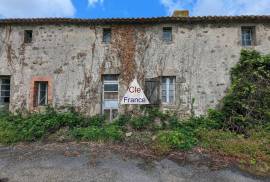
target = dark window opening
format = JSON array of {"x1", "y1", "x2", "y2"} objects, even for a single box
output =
[
  {"x1": 163, "y1": 27, "x2": 172, "y2": 42},
  {"x1": 34, "y1": 81, "x2": 48, "y2": 107},
  {"x1": 103, "y1": 28, "x2": 111, "y2": 43},
  {"x1": 241, "y1": 26, "x2": 255, "y2": 46},
  {"x1": 0, "y1": 76, "x2": 10, "y2": 105},
  {"x1": 24, "y1": 30, "x2": 33, "y2": 43},
  {"x1": 144, "y1": 77, "x2": 160, "y2": 105}
]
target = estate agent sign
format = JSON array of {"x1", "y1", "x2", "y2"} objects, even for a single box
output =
[{"x1": 121, "y1": 79, "x2": 149, "y2": 105}]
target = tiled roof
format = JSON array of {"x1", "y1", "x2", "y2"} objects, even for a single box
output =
[{"x1": 0, "y1": 16, "x2": 270, "y2": 25}]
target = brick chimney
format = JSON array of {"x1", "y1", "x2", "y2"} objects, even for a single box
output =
[{"x1": 172, "y1": 10, "x2": 189, "y2": 17}]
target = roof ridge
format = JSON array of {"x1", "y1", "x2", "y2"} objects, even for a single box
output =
[{"x1": 1, "y1": 15, "x2": 270, "y2": 25}]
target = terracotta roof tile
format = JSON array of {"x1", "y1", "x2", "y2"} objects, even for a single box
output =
[{"x1": 0, "y1": 16, "x2": 270, "y2": 25}]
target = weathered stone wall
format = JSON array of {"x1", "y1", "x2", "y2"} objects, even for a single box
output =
[{"x1": 0, "y1": 22, "x2": 270, "y2": 116}]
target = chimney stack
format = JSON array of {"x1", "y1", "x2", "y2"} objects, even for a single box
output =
[{"x1": 172, "y1": 10, "x2": 189, "y2": 17}]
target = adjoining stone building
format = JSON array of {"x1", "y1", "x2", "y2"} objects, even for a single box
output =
[{"x1": 1, "y1": 12, "x2": 270, "y2": 119}]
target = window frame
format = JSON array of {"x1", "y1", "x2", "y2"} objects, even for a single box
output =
[
  {"x1": 102, "y1": 28, "x2": 112, "y2": 44},
  {"x1": 241, "y1": 26, "x2": 256, "y2": 47},
  {"x1": 162, "y1": 27, "x2": 173, "y2": 42},
  {"x1": 161, "y1": 76, "x2": 176, "y2": 105},
  {"x1": 0, "y1": 76, "x2": 11, "y2": 105},
  {"x1": 102, "y1": 74, "x2": 119, "y2": 121},
  {"x1": 34, "y1": 81, "x2": 48, "y2": 107},
  {"x1": 24, "y1": 30, "x2": 33, "y2": 44}
]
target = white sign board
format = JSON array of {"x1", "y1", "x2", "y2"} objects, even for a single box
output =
[{"x1": 121, "y1": 79, "x2": 149, "y2": 105}]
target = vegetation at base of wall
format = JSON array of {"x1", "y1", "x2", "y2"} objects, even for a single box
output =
[
  {"x1": 0, "y1": 49, "x2": 269, "y2": 175},
  {"x1": 71, "y1": 124, "x2": 123, "y2": 142},
  {"x1": 0, "y1": 107, "x2": 269, "y2": 175},
  {"x1": 151, "y1": 130, "x2": 198, "y2": 155},
  {"x1": 0, "y1": 107, "x2": 106, "y2": 144}
]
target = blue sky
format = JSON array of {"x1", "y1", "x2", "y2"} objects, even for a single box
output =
[
  {"x1": 0, "y1": 0, "x2": 270, "y2": 18},
  {"x1": 74, "y1": 0, "x2": 166, "y2": 18}
]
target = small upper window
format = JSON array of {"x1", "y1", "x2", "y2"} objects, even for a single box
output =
[
  {"x1": 241, "y1": 26, "x2": 255, "y2": 46},
  {"x1": 163, "y1": 27, "x2": 172, "y2": 42},
  {"x1": 24, "y1": 30, "x2": 33, "y2": 43},
  {"x1": 103, "y1": 28, "x2": 111, "y2": 43}
]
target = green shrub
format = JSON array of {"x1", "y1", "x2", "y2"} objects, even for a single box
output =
[
  {"x1": 221, "y1": 50, "x2": 270, "y2": 132},
  {"x1": 71, "y1": 124, "x2": 123, "y2": 142},
  {"x1": 182, "y1": 116, "x2": 222, "y2": 131},
  {"x1": 167, "y1": 115, "x2": 182, "y2": 129},
  {"x1": 113, "y1": 114, "x2": 131, "y2": 127},
  {"x1": 81, "y1": 115, "x2": 105, "y2": 128},
  {"x1": 130, "y1": 116, "x2": 151, "y2": 130},
  {"x1": 71, "y1": 127, "x2": 103, "y2": 141},
  {"x1": 0, "y1": 118, "x2": 19, "y2": 144},
  {"x1": 153, "y1": 130, "x2": 198, "y2": 152},
  {"x1": 103, "y1": 124, "x2": 123, "y2": 141}
]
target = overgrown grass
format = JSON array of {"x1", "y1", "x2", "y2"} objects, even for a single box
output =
[
  {"x1": 197, "y1": 128, "x2": 270, "y2": 175},
  {"x1": 71, "y1": 124, "x2": 123, "y2": 142}
]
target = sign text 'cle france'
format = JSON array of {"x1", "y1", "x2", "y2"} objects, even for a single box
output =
[{"x1": 120, "y1": 79, "x2": 149, "y2": 105}]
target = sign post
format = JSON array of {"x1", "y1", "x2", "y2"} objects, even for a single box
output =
[{"x1": 121, "y1": 78, "x2": 149, "y2": 105}]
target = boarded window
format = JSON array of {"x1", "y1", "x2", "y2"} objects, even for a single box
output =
[
  {"x1": 241, "y1": 26, "x2": 255, "y2": 46},
  {"x1": 34, "y1": 81, "x2": 48, "y2": 107},
  {"x1": 24, "y1": 30, "x2": 33, "y2": 43},
  {"x1": 161, "y1": 76, "x2": 175, "y2": 104},
  {"x1": 163, "y1": 27, "x2": 172, "y2": 42},
  {"x1": 0, "y1": 76, "x2": 10, "y2": 105},
  {"x1": 145, "y1": 77, "x2": 160, "y2": 105},
  {"x1": 103, "y1": 28, "x2": 111, "y2": 43}
]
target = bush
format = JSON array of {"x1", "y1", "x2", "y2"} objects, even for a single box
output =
[
  {"x1": 113, "y1": 114, "x2": 131, "y2": 127},
  {"x1": 221, "y1": 50, "x2": 270, "y2": 132},
  {"x1": 152, "y1": 130, "x2": 198, "y2": 155},
  {"x1": 71, "y1": 124, "x2": 123, "y2": 142},
  {"x1": 167, "y1": 115, "x2": 182, "y2": 129},
  {"x1": 0, "y1": 118, "x2": 19, "y2": 144},
  {"x1": 80, "y1": 115, "x2": 105, "y2": 128},
  {"x1": 103, "y1": 124, "x2": 124, "y2": 141},
  {"x1": 130, "y1": 116, "x2": 151, "y2": 130}
]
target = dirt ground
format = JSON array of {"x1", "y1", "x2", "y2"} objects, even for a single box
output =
[{"x1": 0, "y1": 142, "x2": 269, "y2": 182}]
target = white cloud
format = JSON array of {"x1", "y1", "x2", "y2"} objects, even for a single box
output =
[
  {"x1": 88, "y1": 0, "x2": 104, "y2": 7},
  {"x1": 0, "y1": 0, "x2": 75, "y2": 18},
  {"x1": 161, "y1": 0, "x2": 270, "y2": 16},
  {"x1": 160, "y1": 0, "x2": 183, "y2": 15}
]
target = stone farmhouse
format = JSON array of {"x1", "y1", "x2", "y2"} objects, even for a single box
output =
[{"x1": 1, "y1": 11, "x2": 270, "y2": 120}]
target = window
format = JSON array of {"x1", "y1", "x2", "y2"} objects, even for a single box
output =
[
  {"x1": 102, "y1": 75, "x2": 119, "y2": 121},
  {"x1": 0, "y1": 77, "x2": 10, "y2": 105},
  {"x1": 163, "y1": 27, "x2": 172, "y2": 42},
  {"x1": 34, "y1": 81, "x2": 48, "y2": 106},
  {"x1": 103, "y1": 28, "x2": 111, "y2": 43},
  {"x1": 161, "y1": 77, "x2": 175, "y2": 104},
  {"x1": 24, "y1": 30, "x2": 33, "y2": 43},
  {"x1": 241, "y1": 26, "x2": 255, "y2": 46}
]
